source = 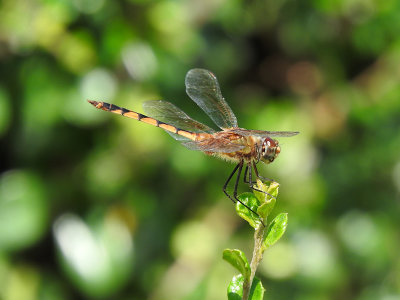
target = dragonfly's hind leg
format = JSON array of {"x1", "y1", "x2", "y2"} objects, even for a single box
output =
[
  {"x1": 223, "y1": 163, "x2": 241, "y2": 204},
  {"x1": 223, "y1": 161, "x2": 261, "y2": 219}
]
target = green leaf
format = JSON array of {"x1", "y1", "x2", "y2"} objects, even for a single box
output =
[
  {"x1": 253, "y1": 181, "x2": 269, "y2": 204},
  {"x1": 265, "y1": 181, "x2": 280, "y2": 199},
  {"x1": 227, "y1": 274, "x2": 243, "y2": 300},
  {"x1": 222, "y1": 249, "x2": 250, "y2": 280},
  {"x1": 257, "y1": 197, "x2": 276, "y2": 219},
  {"x1": 253, "y1": 179, "x2": 279, "y2": 204},
  {"x1": 248, "y1": 277, "x2": 265, "y2": 300},
  {"x1": 236, "y1": 193, "x2": 261, "y2": 229},
  {"x1": 263, "y1": 213, "x2": 288, "y2": 250},
  {"x1": 227, "y1": 274, "x2": 265, "y2": 300}
]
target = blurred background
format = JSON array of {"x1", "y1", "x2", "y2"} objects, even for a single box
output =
[{"x1": 0, "y1": 0, "x2": 400, "y2": 299}]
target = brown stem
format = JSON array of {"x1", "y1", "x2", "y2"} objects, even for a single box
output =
[{"x1": 242, "y1": 224, "x2": 265, "y2": 300}]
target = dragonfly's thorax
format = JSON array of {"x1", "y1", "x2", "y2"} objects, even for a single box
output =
[{"x1": 204, "y1": 131, "x2": 280, "y2": 164}]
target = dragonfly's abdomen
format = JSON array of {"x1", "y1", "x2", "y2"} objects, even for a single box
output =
[{"x1": 88, "y1": 100, "x2": 198, "y2": 141}]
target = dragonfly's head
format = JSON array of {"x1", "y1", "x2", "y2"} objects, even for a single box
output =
[{"x1": 260, "y1": 137, "x2": 280, "y2": 164}]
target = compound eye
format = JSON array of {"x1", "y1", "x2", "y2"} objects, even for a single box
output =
[
  {"x1": 264, "y1": 137, "x2": 276, "y2": 147},
  {"x1": 261, "y1": 137, "x2": 279, "y2": 163},
  {"x1": 262, "y1": 138, "x2": 276, "y2": 153}
]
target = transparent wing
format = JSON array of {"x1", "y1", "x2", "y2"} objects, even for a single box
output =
[
  {"x1": 164, "y1": 131, "x2": 244, "y2": 153},
  {"x1": 185, "y1": 68, "x2": 238, "y2": 130},
  {"x1": 180, "y1": 138, "x2": 245, "y2": 153},
  {"x1": 143, "y1": 100, "x2": 215, "y2": 133},
  {"x1": 231, "y1": 128, "x2": 300, "y2": 138},
  {"x1": 142, "y1": 100, "x2": 241, "y2": 152}
]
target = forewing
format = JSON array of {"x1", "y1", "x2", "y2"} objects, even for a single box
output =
[
  {"x1": 185, "y1": 69, "x2": 238, "y2": 130},
  {"x1": 180, "y1": 138, "x2": 245, "y2": 153},
  {"x1": 164, "y1": 131, "x2": 244, "y2": 153},
  {"x1": 231, "y1": 128, "x2": 299, "y2": 138},
  {"x1": 143, "y1": 100, "x2": 215, "y2": 133}
]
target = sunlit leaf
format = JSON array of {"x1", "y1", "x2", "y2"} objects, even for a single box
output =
[
  {"x1": 265, "y1": 181, "x2": 279, "y2": 198},
  {"x1": 227, "y1": 274, "x2": 265, "y2": 300},
  {"x1": 223, "y1": 249, "x2": 250, "y2": 280},
  {"x1": 248, "y1": 277, "x2": 265, "y2": 300},
  {"x1": 227, "y1": 274, "x2": 243, "y2": 300},
  {"x1": 263, "y1": 213, "x2": 288, "y2": 250},
  {"x1": 253, "y1": 179, "x2": 279, "y2": 204},
  {"x1": 257, "y1": 197, "x2": 276, "y2": 219},
  {"x1": 253, "y1": 180, "x2": 269, "y2": 203},
  {"x1": 236, "y1": 193, "x2": 261, "y2": 228}
]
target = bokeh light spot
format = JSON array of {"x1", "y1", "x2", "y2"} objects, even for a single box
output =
[
  {"x1": 293, "y1": 230, "x2": 339, "y2": 283},
  {"x1": 53, "y1": 213, "x2": 134, "y2": 297},
  {"x1": 80, "y1": 68, "x2": 118, "y2": 101},
  {"x1": 122, "y1": 42, "x2": 158, "y2": 81},
  {"x1": 391, "y1": 160, "x2": 400, "y2": 193},
  {"x1": 336, "y1": 210, "x2": 380, "y2": 257},
  {"x1": 72, "y1": 0, "x2": 105, "y2": 14},
  {"x1": 0, "y1": 170, "x2": 48, "y2": 252},
  {"x1": 171, "y1": 221, "x2": 217, "y2": 262},
  {"x1": 260, "y1": 242, "x2": 297, "y2": 279}
]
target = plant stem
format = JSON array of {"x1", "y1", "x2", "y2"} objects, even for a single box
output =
[{"x1": 243, "y1": 224, "x2": 265, "y2": 300}]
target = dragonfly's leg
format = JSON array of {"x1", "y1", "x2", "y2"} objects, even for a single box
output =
[
  {"x1": 223, "y1": 161, "x2": 261, "y2": 219},
  {"x1": 250, "y1": 161, "x2": 277, "y2": 200},
  {"x1": 252, "y1": 161, "x2": 277, "y2": 184},
  {"x1": 245, "y1": 163, "x2": 274, "y2": 197},
  {"x1": 232, "y1": 161, "x2": 263, "y2": 221},
  {"x1": 244, "y1": 163, "x2": 258, "y2": 185},
  {"x1": 223, "y1": 163, "x2": 241, "y2": 204},
  {"x1": 232, "y1": 160, "x2": 244, "y2": 200},
  {"x1": 247, "y1": 163, "x2": 252, "y2": 184},
  {"x1": 244, "y1": 165, "x2": 249, "y2": 183},
  {"x1": 244, "y1": 164, "x2": 256, "y2": 185},
  {"x1": 244, "y1": 165, "x2": 252, "y2": 184}
]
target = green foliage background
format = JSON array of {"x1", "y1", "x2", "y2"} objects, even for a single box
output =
[{"x1": 0, "y1": 0, "x2": 400, "y2": 299}]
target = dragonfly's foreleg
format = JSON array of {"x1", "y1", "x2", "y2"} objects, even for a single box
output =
[
  {"x1": 252, "y1": 161, "x2": 277, "y2": 184},
  {"x1": 246, "y1": 161, "x2": 277, "y2": 200},
  {"x1": 223, "y1": 161, "x2": 261, "y2": 219},
  {"x1": 244, "y1": 163, "x2": 269, "y2": 195},
  {"x1": 244, "y1": 164, "x2": 256, "y2": 185}
]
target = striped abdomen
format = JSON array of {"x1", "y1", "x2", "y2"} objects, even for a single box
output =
[{"x1": 87, "y1": 100, "x2": 198, "y2": 141}]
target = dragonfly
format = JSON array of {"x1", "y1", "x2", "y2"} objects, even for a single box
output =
[{"x1": 88, "y1": 68, "x2": 298, "y2": 218}]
